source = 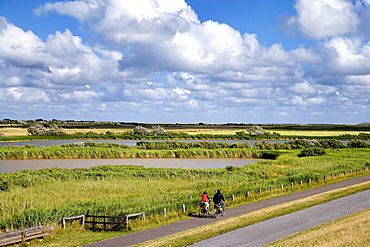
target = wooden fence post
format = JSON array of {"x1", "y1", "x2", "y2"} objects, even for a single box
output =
[
  {"x1": 21, "y1": 232, "x2": 26, "y2": 243},
  {"x1": 104, "y1": 216, "x2": 106, "y2": 231},
  {"x1": 182, "y1": 204, "x2": 186, "y2": 213},
  {"x1": 163, "y1": 208, "x2": 167, "y2": 218},
  {"x1": 245, "y1": 191, "x2": 249, "y2": 198},
  {"x1": 125, "y1": 216, "x2": 129, "y2": 230},
  {"x1": 232, "y1": 194, "x2": 235, "y2": 201}
]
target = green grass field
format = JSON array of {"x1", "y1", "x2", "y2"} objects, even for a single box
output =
[{"x1": 1, "y1": 148, "x2": 370, "y2": 246}]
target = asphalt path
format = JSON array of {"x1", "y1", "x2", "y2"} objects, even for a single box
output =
[
  {"x1": 83, "y1": 175, "x2": 370, "y2": 247},
  {"x1": 190, "y1": 189, "x2": 370, "y2": 247}
]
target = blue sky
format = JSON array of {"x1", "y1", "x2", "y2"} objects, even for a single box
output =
[{"x1": 0, "y1": 0, "x2": 369, "y2": 124}]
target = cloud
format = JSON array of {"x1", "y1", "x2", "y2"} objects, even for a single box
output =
[
  {"x1": 0, "y1": 87, "x2": 50, "y2": 103},
  {"x1": 318, "y1": 37, "x2": 370, "y2": 75},
  {"x1": 282, "y1": 0, "x2": 360, "y2": 40},
  {"x1": 0, "y1": 17, "x2": 49, "y2": 71},
  {"x1": 289, "y1": 81, "x2": 316, "y2": 94},
  {"x1": 34, "y1": 0, "x2": 106, "y2": 22},
  {"x1": 0, "y1": 0, "x2": 369, "y2": 123}
]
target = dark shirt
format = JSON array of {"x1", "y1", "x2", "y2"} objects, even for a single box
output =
[{"x1": 213, "y1": 192, "x2": 225, "y2": 204}]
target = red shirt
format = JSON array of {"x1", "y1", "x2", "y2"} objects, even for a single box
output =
[{"x1": 201, "y1": 194, "x2": 209, "y2": 202}]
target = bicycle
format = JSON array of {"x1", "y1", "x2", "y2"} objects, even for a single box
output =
[
  {"x1": 199, "y1": 202, "x2": 210, "y2": 217},
  {"x1": 213, "y1": 203, "x2": 226, "y2": 218}
]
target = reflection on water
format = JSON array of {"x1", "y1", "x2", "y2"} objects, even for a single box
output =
[{"x1": 0, "y1": 158, "x2": 261, "y2": 173}]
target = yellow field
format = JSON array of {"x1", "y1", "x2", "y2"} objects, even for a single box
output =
[
  {"x1": 267, "y1": 130, "x2": 370, "y2": 137},
  {"x1": 0, "y1": 127, "x2": 369, "y2": 137}
]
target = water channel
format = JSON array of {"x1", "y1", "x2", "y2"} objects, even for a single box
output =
[
  {"x1": 0, "y1": 158, "x2": 261, "y2": 173},
  {"x1": 0, "y1": 139, "x2": 357, "y2": 173},
  {"x1": 0, "y1": 139, "x2": 287, "y2": 148}
]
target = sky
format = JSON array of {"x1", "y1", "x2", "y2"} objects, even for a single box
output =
[{"x1": 0, "y1": 0, "x2": 370, "y2": 124}]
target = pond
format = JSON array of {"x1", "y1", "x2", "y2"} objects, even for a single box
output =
[{"x1": 0, "y1": 158, "x2": 261, "y2": 173}]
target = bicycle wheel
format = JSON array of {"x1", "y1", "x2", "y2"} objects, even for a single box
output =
[
  {"x1": 199, "y1": 208, "x2": 205, "y2": 217},
  {"x1": 214, "y1": 208, "x2": 221, "y2": 218},
  {"x1": 221, "y1": 208, "x2": 226, "y2": 216}
]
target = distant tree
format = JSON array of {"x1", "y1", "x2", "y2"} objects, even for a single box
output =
[
  {"x1": 152, "y1": 125, "x2": 166, "y2": 135},
  {"x1": 134, "y1": 126, "x2": 151, "y2": 136},
  {"x1": 47, "y1": 124, "x2": 67, "y2": 136},
  {"x1": 134, "y1": 125, "x2": 166, "y2": 136},
  {"x1": 27, "y1": 124, "x2": 66, "y2": 136},
  {"x1": 28, "y1": 124, "x2": 47, "y2": 136},
  {"x1": 247, "y1": 126, "x2": 267, "y2": 136}
]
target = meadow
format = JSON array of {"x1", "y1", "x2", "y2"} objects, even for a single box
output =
[
  {"x1": 1, "y1": 148, "x2": 369, "y2": 233},
  {"x1": 1, "y1": 129, "x2": 370, "y2": 246}
]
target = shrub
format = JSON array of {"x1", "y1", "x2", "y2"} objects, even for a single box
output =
[
  {"x1": 0, "y1": 179, "x2": 9, "y2": 191},
  {"x1": 347, "y1": 140, "x2": 370, "y2": 148},
  {"x1": 226, "y1": 166, "x2": 234, "y2": 172},
  {"x1": 261, "y1": 151, "x2": 280, "y2": 160},
  {"x1": 298, "y1": 147, "x2": 326, "y2": 157}
]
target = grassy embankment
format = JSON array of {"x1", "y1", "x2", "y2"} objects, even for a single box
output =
[
  {"x1": 135, "y1": 181, "x2": 370, "y2": 247},
  {"x1": 0, "y1": 148, "x2": 369, "y2": 246},
  {"x1": 267, "y1": 208, "x2": 370, "y2": 247}
]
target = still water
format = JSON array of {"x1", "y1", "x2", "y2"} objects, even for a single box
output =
[
  {"x1": 0, "y1": 158, "x2": 260, "y2": 173},
  {"x1": 0, "y1": 139, "x2": 287, "y2": 147}
]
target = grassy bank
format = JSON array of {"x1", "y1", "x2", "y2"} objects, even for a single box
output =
[{"x1": 267, "y1": 208, "x2": 370, "y2": 247}]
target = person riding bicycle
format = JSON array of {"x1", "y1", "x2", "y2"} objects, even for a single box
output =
[
  {"x1": 200, "y1": 191, "x2": 210, "y2": 211},
  {"x1": 213, "y1": 189, "x2": 226, "y2": 210}
]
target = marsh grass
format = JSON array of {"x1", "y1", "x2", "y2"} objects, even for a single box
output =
[
  {"x1": 1, "y1": 149, "x2": 369, "y2": 231},
  {"x1": 0, "y1": 149, "x2": 369, "y2": 247},
  {"x1": 0, "y1": 146, "x2": 264, "y2": 159}
]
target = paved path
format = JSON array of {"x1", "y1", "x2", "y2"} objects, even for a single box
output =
[
  {"x1": 84, "y1": 175, "x2": 370, "y2": 247},
  {"x1": 190, "y1": 189, "x2": 370, "y2": 247}
]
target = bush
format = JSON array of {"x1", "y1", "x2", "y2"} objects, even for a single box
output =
[
  {"x1": 298, "y1": 147, "x2": 326, "y2": 157},
  {"x1": 261, "y1": 151, "x2": 280, "y2": 160},
  {"x1": 347, "y1": 140, "x2": 370, "y2": 148}
]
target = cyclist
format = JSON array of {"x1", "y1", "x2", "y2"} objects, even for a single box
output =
[
  {"x1": 213, "y1": 189, "x2": 226, "y2": 210},
  {"x1": 200, "y1": 191, "x2": 210, "y2": 211}
]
